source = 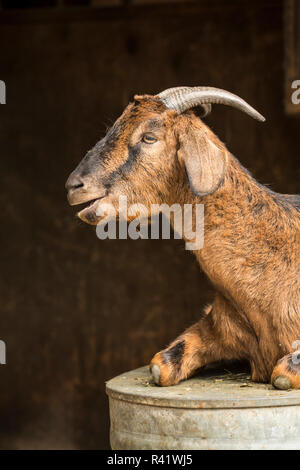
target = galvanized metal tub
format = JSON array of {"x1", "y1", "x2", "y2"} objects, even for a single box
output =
[{"x1": 106, "y1": 366, "x2": 300, "y2": 450}]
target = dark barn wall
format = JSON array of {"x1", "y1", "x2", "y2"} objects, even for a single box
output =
[{"x1": 0, "y1": 0, "x2": 299, "y2": 449}]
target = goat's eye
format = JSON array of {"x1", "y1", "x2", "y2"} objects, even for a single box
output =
[{"x1": 142, "y1": 134, "x2": 157, "y2": 144}]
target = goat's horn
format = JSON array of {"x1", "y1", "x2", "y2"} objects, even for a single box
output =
[{"x1": 158, "y1": 86, "x2": 266, "y2": 122}]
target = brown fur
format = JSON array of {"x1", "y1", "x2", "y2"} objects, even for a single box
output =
[
  {"x1": 271, "y1": 351, "x2": 300, "y2": 389},
  {"x1": 66, "y1": 94, "x2": 300, "y2": 389}
]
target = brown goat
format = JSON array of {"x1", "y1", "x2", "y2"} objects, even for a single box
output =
[{"x1": 66, "y1": 87, "x2": 300, "y2": 390}]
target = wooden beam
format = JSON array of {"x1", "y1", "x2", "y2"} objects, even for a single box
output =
[{"x1": 0, "y1": 0, "x2": 281, "y2": 25}]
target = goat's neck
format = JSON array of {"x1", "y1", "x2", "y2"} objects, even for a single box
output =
[{"x1": 176, "y1": 154, "x2": 279, "y2": 290}]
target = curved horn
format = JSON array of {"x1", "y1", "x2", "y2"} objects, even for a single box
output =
[{"x1": 158, "y1": 86, "x2": 266, "y2": 122}]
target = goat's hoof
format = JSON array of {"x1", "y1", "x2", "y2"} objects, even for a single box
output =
[
  {"x1": 150, "y1": 353, "x2": 178, "y2": 386},
  {"x1": 271, "y1": 352, "x2": 300, "y2": 390},
  {"x1": 272, "y1": 375, "x2": 291, "y2": 390},
  {"x1": 151, "y1": 364, "x2": 161, "y2": 385}
]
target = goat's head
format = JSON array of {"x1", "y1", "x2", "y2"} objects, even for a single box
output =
[{"x1": 65, "y1": 86, "x2": 265, "y2": 225}]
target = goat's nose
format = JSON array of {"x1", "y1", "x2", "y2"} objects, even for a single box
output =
[{"x1": 65, "y1": 173, "x2": 84, "y2": 192}]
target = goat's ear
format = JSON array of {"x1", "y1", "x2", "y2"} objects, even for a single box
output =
[{"x1": 177, "y1": 125, "x2": 227, "y2": 196}]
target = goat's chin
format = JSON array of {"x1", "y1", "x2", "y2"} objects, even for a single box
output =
[{"x1": 77, "y1": 195, "x2": 116, "y2": 226}]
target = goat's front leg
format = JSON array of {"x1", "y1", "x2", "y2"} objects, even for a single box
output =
[
  {"x1": 271, "y1": 351, "x2": 300, "y2": 390},
  {"x1": 150, "y1": 326, "x2": 206, "y2": 386},
  {"x1": 150, "y1": 294, "x2": 267, "y2": 386},
  {"x1": 150, "y1": 297, "x2": 258, "y2": 386}
]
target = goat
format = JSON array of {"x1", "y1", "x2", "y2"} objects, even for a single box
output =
[{"x1": 66, "y1": 86, "x2": 300, "y2": 390}]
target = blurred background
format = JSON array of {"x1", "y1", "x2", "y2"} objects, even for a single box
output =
[{"x1": 0, "y1": 0, "x2": 299, "y2": 449}]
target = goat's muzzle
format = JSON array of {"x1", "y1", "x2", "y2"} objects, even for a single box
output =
[{"x1": 65, "y1": 172, "x2": 107, "y2": 224}]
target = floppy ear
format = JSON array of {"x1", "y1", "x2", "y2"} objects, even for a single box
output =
[{"x1": 177, "y1": 124, "x2": 227, "y2": 196}]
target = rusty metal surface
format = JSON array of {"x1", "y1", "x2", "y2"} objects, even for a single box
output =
[
  {"x1": 106, "y1": 366, "x2": 300, "y2": 408},
  {"x1": 107, "y1": 367, "x2": 300, "y2": 450}
]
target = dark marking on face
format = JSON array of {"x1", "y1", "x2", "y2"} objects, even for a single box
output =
[
  {"x1": 70, "y1": 96, "x2": 168, "y2": 192},
  {"x1": 162, "y1": 340, "x2": 185, "y2": 374},
  {"x1": 101, "y1": 109, "x2": 165, "y2": 189},
  {"x1": 75, "y1": 120, "x2": 128, "y2": 179},
  {"x1": 104, "y1": 143, "x2": 141, "y2": 189}
]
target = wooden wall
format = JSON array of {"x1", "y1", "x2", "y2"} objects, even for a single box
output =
[{"x1": 0, "y1": 0, "x2": 299, "y2": 449}]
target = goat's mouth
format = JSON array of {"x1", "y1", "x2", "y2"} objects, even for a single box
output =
[
  {"x1": 75, "y1": 194, "x2": 116, "y2": 226},
  {"x1": 73, "y1": 196, "x2": 105, "y2": 225},
  {"x1": 67, "y1": 189, "x2": 107, "y2": 224}
]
